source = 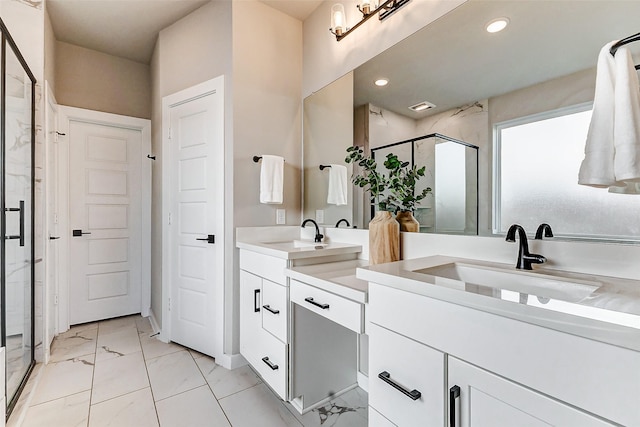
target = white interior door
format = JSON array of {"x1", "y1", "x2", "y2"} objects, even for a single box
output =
[
  {"x1": 68, "y1": 120, "x2": 143, "y2": 325},
  {"x1": 166, "y1": 77, "x2": 224, "y2": 358}
]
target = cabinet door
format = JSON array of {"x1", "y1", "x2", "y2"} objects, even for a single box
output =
[
  {"x1": 239, "y1": 270, "x2": 262, "y2": 366},
  {"x1": 261, "y1": 278, "x2": 288, "y2": 342},
  {"x1": 448, "y1": 357, "x2": 615, "y2": 427},
  {"x1": 369, "y1": 323, "x2": 445, "y2": 426}
]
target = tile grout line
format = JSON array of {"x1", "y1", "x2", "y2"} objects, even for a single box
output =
[
  {"x1": 191, "y1": 352, "x2": 234, "y2": 427},
  {"x1": 86, "y1": 321, "x2": 101, "y2": 427},
  {"x1": 137, "y1": 322, "x2": 162, "y2": 427}
]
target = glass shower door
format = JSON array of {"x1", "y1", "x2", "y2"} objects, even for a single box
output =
[{"x1": 2, "y1": 38, "x2": 34, "y2": 413}]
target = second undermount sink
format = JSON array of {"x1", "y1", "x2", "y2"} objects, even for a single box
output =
[{"x1": 414, "y1": 262, "x2": 601, "y2": 302}]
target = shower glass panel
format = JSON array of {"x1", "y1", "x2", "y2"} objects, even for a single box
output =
[
  {"x1": 2, "y1": 35, "x2": 35, "y2": 414},
  {"x1": 370, "y1": 134, "x2": 478, "y2": 234}
]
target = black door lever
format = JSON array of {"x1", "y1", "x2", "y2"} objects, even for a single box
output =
[
  {"x1": 49, "y1": 236, "x2": 61, "y2": 240},
  {"x1": 196, "y1": 234, "x2": 215, "y2": 244}
]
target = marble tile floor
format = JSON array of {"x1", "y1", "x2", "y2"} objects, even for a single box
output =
[{"x1": 7, "y1": 315, "x2": 368, "y2": 427}]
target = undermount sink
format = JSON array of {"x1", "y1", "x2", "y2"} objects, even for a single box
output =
[
  {"x1": 265, "y1": 240, "x2": 328, "y2": 250},
  {"x1": 414, "y1": 262, "x2": 601, "y2": 302}
]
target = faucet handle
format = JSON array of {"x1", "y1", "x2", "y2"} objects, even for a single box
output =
[{"x1": 315, "y1": 233, "x2": 324, "y2": 243}]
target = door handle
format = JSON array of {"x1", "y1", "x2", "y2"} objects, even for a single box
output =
[
  {"x1": 449, "y1": 385, "x2": 460, "y2": 427},
  {"x1": 262, "y1": 304, "x2": 280, "y2": 315},
  {"x1": 304, "y1": 297, "x2": 329, "y2": 310},
  {"x1": 254, "y1": 289, "x2": 260, "y2": 312},
  {"x1": 72, "y1": 229, "x2": 91, "y2": 237},
  {"x1": 378, "y1": 371, "x2": 421, "y2": 400},
  {"x1": 5, "y1": 200, "x2": 25, "y2": 246},
  {"x1": 196, "y1": 234, "x2": 215, "y2": 244},
  {"x1": 49, "y1": 236, "x2": 61, "y2": 240},
  {"x1": 261, "y1": 356, "x2": 279, "y2": 370}
]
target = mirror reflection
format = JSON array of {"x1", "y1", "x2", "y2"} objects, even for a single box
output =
[{"x1": 303, "y1": 0, "x2": 640, "y2": 237}]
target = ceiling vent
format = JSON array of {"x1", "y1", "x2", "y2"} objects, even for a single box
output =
[{"x1": 408, "y1": 101, "x2": 436, "y2": 112}]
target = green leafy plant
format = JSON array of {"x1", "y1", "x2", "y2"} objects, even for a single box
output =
[
  {"x1": 345, "y1": 146, "x2": 432, "y2": 213},
  {"x1": 391, "y1": 165, "x2": 432, "y2": 212}
]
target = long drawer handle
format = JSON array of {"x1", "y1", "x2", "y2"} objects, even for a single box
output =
[
  {"x1": 378, "y1": 371, "x2": 421, "y2": 400},
  {"x1": 261, "y1": 356, "x2": 278, "y2": 370},
  {"x1": 254, "y1": 289, "x2": 260, "y2": 312},
  {"x1": 449, "y1": 385, "x2": 460, "y2": 427},
  {"x1": 5, "y1": 200, "x2": 25, "y2": 246},
  {"x1": 304, "y1": 297, "x2": 329, "y2": 310},
  {"x1": 262, "y1": 304, "x2": 280, "y2": 315}
]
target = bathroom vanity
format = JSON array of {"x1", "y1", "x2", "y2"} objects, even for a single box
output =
[
  {"x1": 358, "y1": 256, "x2": 640, "y2": 426},
  {"x1": 236, "y1": 234, "x2": 365, "y2": 412}
]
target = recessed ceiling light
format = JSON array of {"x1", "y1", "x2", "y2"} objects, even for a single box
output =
[
  {"x1": 409, "y1": 101, "x2": 436, "y2": 112},
  {"x1": 486, "y1": 17, "x2": 509, "y2": 33},
  {"x1": 374, "y1": 78, "x2": 389, "y2": 87}
]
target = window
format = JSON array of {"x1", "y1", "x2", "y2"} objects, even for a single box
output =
[{"x1": 494, "y1": 105, "x2": 640, "y2": 241}]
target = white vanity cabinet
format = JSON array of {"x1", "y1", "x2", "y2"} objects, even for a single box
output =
[
  {"x1": 239, "y1": 250, "x2": 289, "y2": 400},
  {"x1": 448, "y1": 358, "x2": 612, "y2": 427},
  {"x1": 366, "y1": 282, "x2": 639, "y2": 427}
]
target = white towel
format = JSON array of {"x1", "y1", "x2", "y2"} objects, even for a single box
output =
[
  {"x1": 327, "y1": 164, "x2": 348, "y2": 206},
  {"x1": 613, "y1": 45, "x2": 640, "y2": 183},
  {"x1": 259, "y1": 155, "x2": 284, "y2": 204},
  {"x1": 578, "y1": 42, "x2": 618, "y2": 187}
]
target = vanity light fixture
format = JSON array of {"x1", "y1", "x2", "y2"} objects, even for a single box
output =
[
  {"x1": 485, "y1": 17, "x2": 510, "y2": 33},
  {"x1": 409, "y1": 101, "x2": 436, "y2": 112},
  {"x1": 374, "y1": 78, "x2": 389, "y2": 87},
  {"x1": 329, "y1": 0, "x2": 410, "y2": 42}
]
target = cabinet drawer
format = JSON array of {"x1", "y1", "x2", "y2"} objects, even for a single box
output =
[
  {"x1": 253, "y1": 328, "x2": 288, "y2": 400},
  {"x1": 239, "y1": 249, "x2": 288, "y2": 285},
  {"x1": 290, "y1": 279, "x2": 363, "y2": 333},
  {"x1": 369, "y1": 323, "x2": 445, "y2": 427},
  {"x1": 369, "y1": 407, "x2": 396, "y2": 427},
  {"x1": 262, "y1": 279, "x2": 288, "y2": 342}
]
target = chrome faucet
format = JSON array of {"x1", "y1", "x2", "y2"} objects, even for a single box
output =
[
  {"x1": 534, "y1": 223, "x2": 554, "y2": 240},
  {"x1": 335, "y1": 218, "x2": 350, "y2": 228},
  {"x1": 301, "y1": 219, "x2": 324, "y2": 242},
  {"x1": 505, "y1": 224, "x2": 546, "y2": 270}
]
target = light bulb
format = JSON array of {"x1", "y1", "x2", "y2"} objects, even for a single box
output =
[{"x1": 331, "y1": 4, "x2": 346, "y2": 36}]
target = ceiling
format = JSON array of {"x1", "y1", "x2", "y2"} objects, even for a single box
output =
[
  {"x1": 47, "y1": 0, "x2": 321, "y2": 64},
  {"x1": 353, "y1": 0, "x2": 640, "y2": 119}
]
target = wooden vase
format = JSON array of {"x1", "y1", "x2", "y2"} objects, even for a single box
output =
[
  {"x1": 369, "y1": 211, "x2": 400, "y2": 265},
  {"x1": 396, "y1": 211, "x2": 419, "y2": 232}
]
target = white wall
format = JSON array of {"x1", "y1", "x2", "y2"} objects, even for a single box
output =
[{"x1": 302, "y1": 0, "x2": 466, "y2": 97}]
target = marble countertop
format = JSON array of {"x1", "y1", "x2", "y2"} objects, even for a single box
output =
[
  {"x1": 357, "y1": 255, "x2": 640, "y2": 352},
  {"x1": 285, "y1": 259, "x2": 369, "y2": 303},
  {"x1": 236, "y1": 239, "x2": 362, "y2": 260}
]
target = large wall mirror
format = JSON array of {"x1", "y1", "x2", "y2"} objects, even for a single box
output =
[{"x1": 303, "y1": 0, "x2": 640, "y2": 239}]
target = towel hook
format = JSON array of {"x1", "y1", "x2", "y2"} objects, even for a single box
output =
[{"x1": 147, "y1": 154, "x2": 156, "y2": 160}]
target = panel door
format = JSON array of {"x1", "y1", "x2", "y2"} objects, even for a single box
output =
[
  {"x1": 448, "y1": 357, "x2": 615, "y2": 427},
  {"x1": 69, "y1": 120, "x2": 142, "y2": 324},
  {"x1": 169, "y1": 86, "x2": 223, "y2": 357}
]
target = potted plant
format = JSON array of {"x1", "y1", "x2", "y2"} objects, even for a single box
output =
[
  {"x1": 389, "y1": 163, "x2": 432, "y2": 232},
  {"x1": 345, "y1": 146, "x2": 403, "y2": 264}
]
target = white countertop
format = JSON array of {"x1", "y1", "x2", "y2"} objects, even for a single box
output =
[
  {"x1": 286, "y1": 259, "x2": 369, "y2": 303},
  {"x1": 236, "y1": 240, "x2": 362, "y2": 260},
  {"x1": 357, "y1": 255, "x2": 640, "y2": 352}
]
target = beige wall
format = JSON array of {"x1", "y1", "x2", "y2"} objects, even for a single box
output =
[
  {"x1": 232, "y1": 0, "x2": 303, "y2": 228},
  {"x1": 303, "y1": 72, "x2": 353, "y2": 226},
  {"x1": 55, "y1": 41, "x2": 151, "y2": 119},
  {"x1": 44, "y1": 9, "x2": 56, "y2": 93},
  {"x1": 150, "y1": 0, "x2": 233, "y2": 330}
]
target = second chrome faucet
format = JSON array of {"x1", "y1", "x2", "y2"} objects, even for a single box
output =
[{"x1": 505, "y1": 224, "x2": 546, "y2": 270}]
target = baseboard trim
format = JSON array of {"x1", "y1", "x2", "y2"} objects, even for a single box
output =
[
  {"x1": 148, "y1": 309, "x2": 161, "y2": 337},
  {"x1": 216, "y1": 353, "x2": 247, "y2": 370}
]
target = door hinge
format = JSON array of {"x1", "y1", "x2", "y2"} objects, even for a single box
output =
[
  {"x1": 168, "y1": 212, "x2": 172, "y2": 225},
  {"x1": 54, "y1": 294, "x2": 58, "y2": 305},
  {"x1": 168, "y1": 298, "x2": 171, "y2": 311},
  {"x1": 54, "y1": 213, "x2": 59, "y2": 224},
  {"x1": 168, "y1": 127, "x2": 172, "y2": 140}
]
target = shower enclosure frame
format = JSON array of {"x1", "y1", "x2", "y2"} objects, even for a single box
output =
[{"x1": 0, "y1": 17, "x2": 36, "y2": 418}]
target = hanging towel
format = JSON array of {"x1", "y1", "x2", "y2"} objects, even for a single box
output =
[
  {"x1": 259, "y1": 155, "x2": 284, "y2": 204},
  {"x1": 613, "y1": 45, "x2": 640, "y2": 183},
  {"x1": 327, "y1": 164, "x2": 348, "y2": 206},
  {"x1": 578, "y1": 41, "x2": 619, "y2": 187}
]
